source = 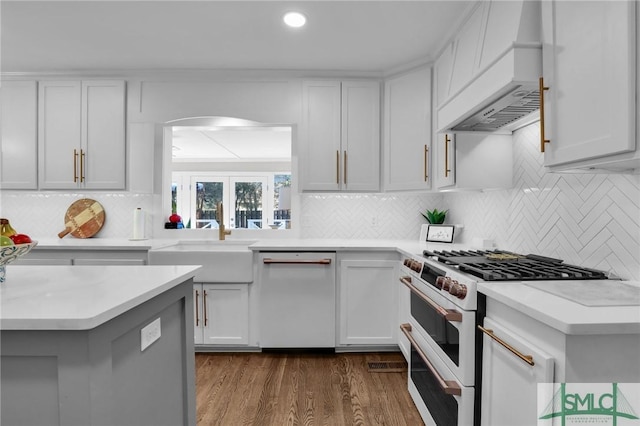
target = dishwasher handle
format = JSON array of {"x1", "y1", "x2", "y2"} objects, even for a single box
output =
[{"x1": 262, "y1": 258, "x2": 332, "y2": 265}]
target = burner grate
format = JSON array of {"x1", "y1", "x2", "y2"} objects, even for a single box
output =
[{"x1": 423, "y1": 249, "x2": 608, "y2": 281}]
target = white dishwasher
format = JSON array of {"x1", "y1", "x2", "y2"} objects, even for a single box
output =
[{"x1": 258, "y1": 252, "x2": 336, "y2": 348}]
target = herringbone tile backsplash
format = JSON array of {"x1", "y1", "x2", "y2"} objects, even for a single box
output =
[
  {"x1": 1, "y1": 123, "x2": 637, "y2": 280},
  {"x1": 302, "y1": 123, "x2": 640, "y2": 281}
]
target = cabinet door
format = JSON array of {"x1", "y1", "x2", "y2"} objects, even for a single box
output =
[
  {"x1": 38, "y1": 81, "x2": 82, "y2": 189},
  {"x1": 481, "y1": 317, "x2": 554, "y2": 426},
  {"x1": 448, "y1": 2, "x2": 485, "y2": 97},
  {"x1": 300, "y1": 81, "x2": 342, "y2": 191},
  {"x1": 201, "y1": 284, "x2": 249, "y2": 346},
  {"x1": 383, "y1": 68, "x2": 432, "y2": 191},
  {"x1": 341, "y1": 81, "x2": 380, "y2": 191},
  {"x1": 435, "y1": 133, "x2": 456, "y2": 188},
  {"x1": 338, "y1": 260, "x2": 398, "y2": 346},
  {"x1": 1, "y1": 81, "x2": 38, "y2": 189},
  {"x1": 82, "y1": 80, "x2": 126, "y2": 189},
  {"x1": 542, "y1": 0, "x2": 636, "y2": 166},
  {"x1": 434, "y1": 42, "x2": 455, "y2": 107}
]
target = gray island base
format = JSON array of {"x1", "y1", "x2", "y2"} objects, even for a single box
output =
[{"x1": 1, "y1": 265, "x2": 199, "y2": 426}]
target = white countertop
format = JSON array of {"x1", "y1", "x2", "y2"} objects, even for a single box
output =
[
  {"x1": 20, "y1": 237, "x2": 640, "y2": 336},
  {"x1": 479, "y1": 280, "x2": 640, "y2": 335},
  {"x1": 248, "y1": 238, "x2": 470, "y2": 255},
  {"x1": 32, "y1": 238, "x2": 158, "y2": 250},
  {"x1": 0, "y1": 265, "x2": 201, "y2": 331}
]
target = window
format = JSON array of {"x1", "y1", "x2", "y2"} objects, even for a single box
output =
[{"x1": 172, "y1": 172, "x2": 291, "y2": 230}]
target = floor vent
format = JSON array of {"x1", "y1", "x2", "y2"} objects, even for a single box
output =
[{"x1": 367, "y1": 361, "x2": 407, "y2": 373}]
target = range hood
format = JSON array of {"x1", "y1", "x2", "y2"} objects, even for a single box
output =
[
  {"x1": 437, "y1": 1, "x2": 542, "y2": 133},
  {"x1": 449, "y1": 85, "x2": 540, "y2": 132}
]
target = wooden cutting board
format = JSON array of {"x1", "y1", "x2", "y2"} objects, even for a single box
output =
[{"x1": 58, "y1": 199, "x2": 106, "y2": 239}]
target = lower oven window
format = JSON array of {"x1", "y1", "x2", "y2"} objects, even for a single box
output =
[
  {"x1": 411, "y1": 292, "x2": 460, "y2": 365},
  {"x1": 411, "y1": 343, "x2": 458, "y2": 426}
]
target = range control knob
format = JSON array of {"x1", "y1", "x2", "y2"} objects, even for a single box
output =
[
  {"x1": 411, "y1": 261, "x2": 422, "y2": 273},
  {"x1": 403, "y1": 259, "x2": 411, "y2": 268},
  {"x1": 442, "y1": 277, "x2": 454, "y2": 291},
  {"x1": 449, "y1": 282, "x2": 468, "y2": 299},
  {"x1": 435, "y1": 276, "x2": 447, "y2": 289}
]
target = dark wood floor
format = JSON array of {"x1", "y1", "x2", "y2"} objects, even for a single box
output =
[{"x1": 195, "y1": 351, "x2": 424, "y2": 426}]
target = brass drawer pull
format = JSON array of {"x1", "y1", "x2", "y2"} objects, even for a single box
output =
[{"x1": 478, "y1": 325, "x2": 535, "y2": 366}]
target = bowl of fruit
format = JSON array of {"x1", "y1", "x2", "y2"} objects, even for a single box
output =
[{"x1": 0, "y1": 218, "x2": 36, "y2": 283}]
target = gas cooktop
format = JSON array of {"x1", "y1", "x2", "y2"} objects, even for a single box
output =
[{"x1": 422, "y1": 249, "x2": 609, "y2": 281}]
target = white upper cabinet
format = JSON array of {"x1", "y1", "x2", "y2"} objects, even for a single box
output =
[
  {"x1": 38, "y1": 80, "x2": 126, "y2": 189},
  {"x1": 1, "y1": 81, "x2": 38, "y2": 189},
  {"x1": 435, "y1": 132, "x2": 512, "y2": 191},
  {"x1": 301, "y1": 80, "x2": 380, "y2": 192},
  {"x1": 541, "y1": 0, "x2": 637, "y2": 171},
  {"x1": 383, "y1": 66, "x2": 432, "y2": 191}
]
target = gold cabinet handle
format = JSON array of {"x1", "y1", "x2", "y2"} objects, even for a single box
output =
[
  {"x1": 400, "y1": 323, "x2": 462, "y2": 396},
  {"x1": 478, "y1": 325, "x2": 535, "y2": 366},
  {"x1": 539, "y1": 77, "x2": 550, "y2": 153},
  {"x1": 195, "y1": 289, "x2": 200, "y2": 327},
  {"x1": 399, "y1": 276, "x2": 462, "y2": 322},
  {"x1": 343, "y1": 150, "x2": 347, "y2": 185},
  {"x1": 444, "y1": 134, "x2": 451, "y2": 177},
  {"x1": 424, "y1": 145, "x2": 429, "y2": 181},
  {"x1": 73, "y1": 149, "x2": 79, "y2": 182},
  {"x1": 203, "y1": 289, "x2": 208, "y2": 327},
  {"x1": 336, "y1": 150, "x2": 340, "y2": 184},
  {"x1": 80, "y1": 149, "x2": 85, "y2": 183}
]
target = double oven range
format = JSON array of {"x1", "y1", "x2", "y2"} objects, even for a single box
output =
[{"x1": 399, "y1": 249, "x2": 609, "y2": 426}]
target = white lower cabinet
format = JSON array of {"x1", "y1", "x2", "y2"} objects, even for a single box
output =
[
  {"x1": 337, "y1": 252, "x2": 399, "y2": 347},
  {"x1": 482, "y1": 296, "x2": 640, "y2": 425},
  {"x1": 193, "y1": 283, "x2": 249, "y2": 346},
  {"x1": 480, "y1": 317, "x2": 554, "y2": 426}
]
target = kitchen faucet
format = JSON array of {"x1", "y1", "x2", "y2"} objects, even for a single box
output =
[{"x1": 216, "y1": 202, "x2": 231, "y2": 241}]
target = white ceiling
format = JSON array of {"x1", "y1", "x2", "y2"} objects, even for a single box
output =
[
  {"x1": 172, "y1": 126, "x2": 292, "y2": 162},
  {"x1": 1, "y1": 0, "x2": 475, "y2": 74}
]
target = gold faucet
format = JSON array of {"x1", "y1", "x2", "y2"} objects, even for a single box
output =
[{"x1": 216, "y1": 202, "x2": 231, "y2": 240}]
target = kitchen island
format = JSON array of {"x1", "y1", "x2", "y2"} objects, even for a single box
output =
[{"x1": 0, "y1": 264, "x2": 201, "y2": 426}]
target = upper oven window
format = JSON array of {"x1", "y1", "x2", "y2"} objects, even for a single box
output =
[{"x1": 411, "y1": 292, "x2": 460, "y2": 365}]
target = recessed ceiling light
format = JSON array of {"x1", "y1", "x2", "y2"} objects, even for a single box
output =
[{"x1": 283, "y1": 12, "x2": 306, "y2": 28}]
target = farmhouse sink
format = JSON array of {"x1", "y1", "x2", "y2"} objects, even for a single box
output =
[{"x1": 148, "y1": 240, "x2": 256, "y2": 282}]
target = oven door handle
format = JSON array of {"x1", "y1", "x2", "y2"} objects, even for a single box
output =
[
  {"x1": 400, "y1": 323, "x2": 462, "y2": 396},
  {"x1": 399, "y1": 276, "x2": 462, "y2": 322}
]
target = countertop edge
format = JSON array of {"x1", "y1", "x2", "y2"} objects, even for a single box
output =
[{"x1": 1, "y1": 265, "x2": 201, "y2": 331}]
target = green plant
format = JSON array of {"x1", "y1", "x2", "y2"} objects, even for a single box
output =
[{"x1": 421, "y1": 208, "x2": 447, "y2": 224}]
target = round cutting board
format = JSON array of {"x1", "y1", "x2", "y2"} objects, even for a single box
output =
[{"x1": 58, "y1": 199, "x2": 106, "y2": 239}]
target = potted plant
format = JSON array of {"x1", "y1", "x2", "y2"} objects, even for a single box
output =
[{"x1": 421, "y1": 208, "x2": 447, "y2": 224}]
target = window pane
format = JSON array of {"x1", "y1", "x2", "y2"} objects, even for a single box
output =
[
  {"x1": 195, "y1": 181, "x2": 223, "y2": 229},
  {"x1": 273, "y1": 174, "x2": 291, "y2": 229},
  {"x1": 234, "y1": 181, "x2": 263, "y2": 229}
]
